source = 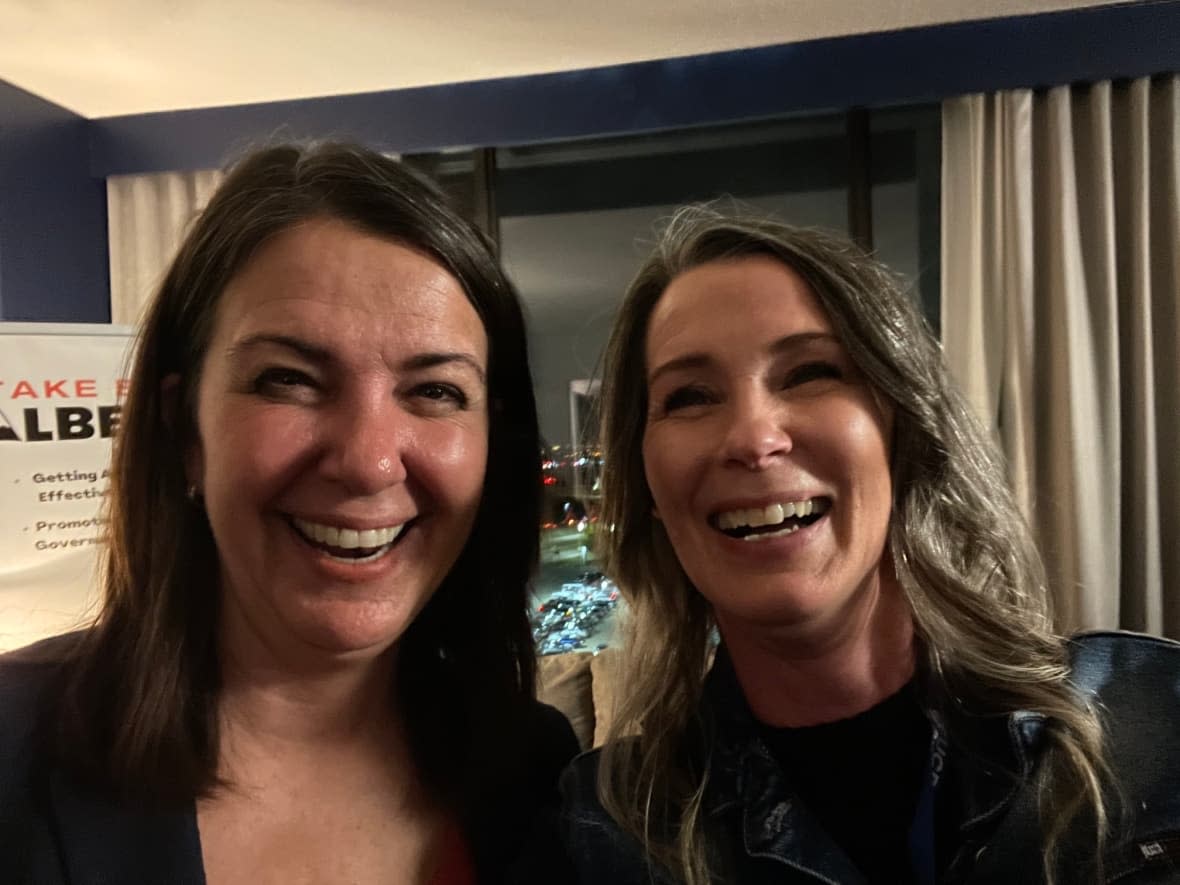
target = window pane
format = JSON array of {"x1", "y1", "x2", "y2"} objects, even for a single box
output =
[
  {"x1": 400, "y1": 149, "x2": 482, "y2": 229},
  {"x1": 869, "y1": 104, "x2": 942, "y2": 331}
]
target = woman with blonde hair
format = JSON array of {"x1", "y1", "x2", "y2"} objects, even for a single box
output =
[{"x1": 561, "y1": 206, "x2": 1180, "y2": 884}]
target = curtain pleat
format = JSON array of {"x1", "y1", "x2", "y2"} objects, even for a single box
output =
[
  {"x1": 942, "y1": 75, "x2": 1180, "y2": 639},
  {"x1": 107, "y1": 169, "x2": 223, "y2": 326}
]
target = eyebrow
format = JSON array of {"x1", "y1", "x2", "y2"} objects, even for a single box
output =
[
  {"x1": 402, "y1": 352, "x2": 487, "y2": 384},
  {"x1": 647, "y1": 331, "x2": 839, "y2": 385},
  {"x1": 228, "y1": 333, "x2": 330, "y2": 363},
  {"x1": 228, "y1": 333, "x2": 487, "y2": 383}
]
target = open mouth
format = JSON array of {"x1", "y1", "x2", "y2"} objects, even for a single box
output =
[
  {"x1": 288, "y1": 516, "x2": 410, "y2": 563},
  {"x1": 711, "y1": 497, "x2": 831, "y2": 542}
]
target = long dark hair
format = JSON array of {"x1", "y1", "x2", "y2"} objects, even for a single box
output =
[{"x1": 53, "y1": 143, "x2": 542, "y2": 816}]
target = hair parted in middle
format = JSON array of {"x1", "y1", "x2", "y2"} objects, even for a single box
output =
[
  {"x1": 594, "y1": 204, "x2": 1108, "y2": 885},
  {"x1": 55, "y1": 142, "x2": 542, "y2": 817}
]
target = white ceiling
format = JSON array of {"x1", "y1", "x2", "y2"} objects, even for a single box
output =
[{"x1": 0, "y1": 0, "x2": 1128, "y2": 118}]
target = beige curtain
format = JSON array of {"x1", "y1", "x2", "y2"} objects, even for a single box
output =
[
  {"x1": 941, "y1": 76, "x2": 1180, "y2": 639},
  {"x1": 107, "y1": 169, "x2": 223, "y2": 325}
]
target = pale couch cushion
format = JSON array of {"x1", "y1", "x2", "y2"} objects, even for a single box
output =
[
  {"x1": 590, "y1": 647, "x2": 623, "y2": 748},
  {"x1": 537, "y1": 651, "x2": 596, "y2": 750}
]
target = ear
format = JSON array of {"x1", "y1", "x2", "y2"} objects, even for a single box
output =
[{"x1": 161, "y1": 373, "x2": 203, "y2": 492}]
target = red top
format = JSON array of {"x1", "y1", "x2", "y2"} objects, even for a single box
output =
[{"x1": 429, "y1": 823, "x2": 477, "y2": 885}]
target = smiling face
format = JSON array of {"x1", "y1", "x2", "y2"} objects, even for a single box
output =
[
  {"x1": 641, "y1": 254, "x2": 895, "y2": 641},
  {"x1": 188, "y1": 217, "x2": 489, "y2": 659}
]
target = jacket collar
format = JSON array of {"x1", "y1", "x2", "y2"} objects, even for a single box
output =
[
  {"x1": 48, "y1": 766, "x2": 206, "y2": 885},
  {"x1": 951, "y1": 708, "x2": 1045, "y2": 833},
  {"x1": 698, "y1": 647, "x2": 1047, "y2": 866},
  {"x1": 699, "y1": 649, "x2": 868, "y2": 883}
]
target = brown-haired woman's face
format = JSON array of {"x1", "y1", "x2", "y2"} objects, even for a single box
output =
[
  {"x1": 187, "y1": 217, "x2": 489, "y2": 657},
  {"x1": 641, "y1": 255, "x2": 894, "y2": 639}
]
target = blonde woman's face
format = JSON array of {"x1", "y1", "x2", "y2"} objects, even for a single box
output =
[{"x1": 641, "y1": 256, "x2": 894, "y2": 639}]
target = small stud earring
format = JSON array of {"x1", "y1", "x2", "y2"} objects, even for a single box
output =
[{"x1": 186, "y1": 483, "x2": 199, "y2": 502}]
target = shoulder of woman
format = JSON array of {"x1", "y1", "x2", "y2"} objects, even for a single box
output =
[
  {"x1": 0, "y1": 631, "x2": 83, "y2": 719},
  {"x1": 1060, "y1": 632, "x2": 1180, "y2": 876},
  {"x1": 559, "y1": 749, "x2": 610, "y2": 849},
  {"x1": 0, "y1": 632, "x2": 83, "y2": 809},
  {"x1": 1067, "y1": 630, "x2": 1180, "y2": 790},
  {"x1": 557, "y1": 746, "x2": 675, "y2": 884},
  {"x1": 468, "y1": 704, "x2": 587, "y2": 883},
  {"x1": 520, "y1": 699, "x2": 581, "y2": 775},
  {"x1": 557, "y1": 744, "x2": 623, "y2": 822},
  {"x1": 1067, "y1": 629, "x2": 1180, "y2": 695}
]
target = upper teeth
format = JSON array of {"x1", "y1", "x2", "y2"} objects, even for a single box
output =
[
  {"x1": 292, "y1": 517, "x2": 405, "y2": 549},
  {"x1": 717, "y1": 499, "x2": 825, "y2": 531}
]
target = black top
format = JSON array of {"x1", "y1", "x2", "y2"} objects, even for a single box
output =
[{"x1": 756, "y1": 683, "x2": 931, "y2": 884}]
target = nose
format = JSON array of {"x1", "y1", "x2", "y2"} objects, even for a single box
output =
[
  {"x1": 721, "y1": 390, "x2": 793, "y2": 470},
  {"x1": 320, "y1": 390, "x2": 409, "y2": 495}
]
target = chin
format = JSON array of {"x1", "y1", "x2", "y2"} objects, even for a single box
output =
[
  {"x1": 712, "y1": 587, "x2": 837, "y2": 631},
  {"x1": 289, "y1": 602, "x2": 413, "y2": 657}
]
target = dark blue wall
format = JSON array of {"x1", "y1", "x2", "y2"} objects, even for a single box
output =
[{"x1": 0, "y1": 80, "x2": 108, "y2": 322}]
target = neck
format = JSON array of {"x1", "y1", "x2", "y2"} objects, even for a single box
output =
[
  {"x1": 218, "y1": 646, "x2": 399, "y2": 746},
  {"x1": 215, "y1": 607, "x2": 401, "y2": 749},
  {"x1": 720, "y1": 571, "x2": 916, "y2": 728}
]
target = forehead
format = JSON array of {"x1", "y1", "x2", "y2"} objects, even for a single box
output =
[
  {"x1": 213, "y1": 217, "x2": 487, "y2": 360},
  {"x1": 646, "y1": 255, "x2": 833, "y2": 361}
]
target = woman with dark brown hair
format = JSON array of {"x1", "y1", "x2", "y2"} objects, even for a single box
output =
[{"x1": 0, "y1": 142, "x2": 577, "y2": 884}]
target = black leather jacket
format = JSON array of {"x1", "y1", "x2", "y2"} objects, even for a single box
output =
[{"x1": 560, "y1": 632, "x2": 1180, "y2": 884}]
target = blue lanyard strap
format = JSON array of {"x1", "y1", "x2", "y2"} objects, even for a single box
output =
[{"x1": 909, "y1": 716, "x2": 949, "y2": 885}]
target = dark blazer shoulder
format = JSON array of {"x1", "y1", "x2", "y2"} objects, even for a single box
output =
[
  {"x1": 0, "y1": 634, "x2": 80, "y2": 885},
  {"x1": 0, "y1": 633, "x2": 79, "y2": 777},
  {"x1": 523, "y1": 699, "x2": 581, "y2": 781},
  {"x1": 469, "y1": 700, "x2": 580, "y2": 884},
  {"x1": 0, "y1": 632, "x2": 205, "y2": 885}
]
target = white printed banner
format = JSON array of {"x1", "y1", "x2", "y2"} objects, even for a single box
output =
[{"x1": 0, "y1": 323, "x2": 134, "y2": 652}]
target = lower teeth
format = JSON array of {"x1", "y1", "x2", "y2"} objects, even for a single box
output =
[
  {"x1": 740, "y1": 523, "x2": 801, "y2": 542},
  {"x1": 324, "y1": 546, "x2": 389, "y2": 562}
]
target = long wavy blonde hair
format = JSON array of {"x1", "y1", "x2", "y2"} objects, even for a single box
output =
[{"x1": 595, "y1": 206, "x2": 1109, "y2": 884}]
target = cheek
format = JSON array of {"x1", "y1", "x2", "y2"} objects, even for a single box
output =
[
  {"x1": 642, "y1": 432, "x2": 692, "y2": 521},
  {"x1": 641, "y1": 436, "x2": 666, "y2": 507},
  {"x1": 200, "y1": 401, "x2": 314, "y2": 488},
  {"x1": 416, "y1": 422, "x2": 488, "y2": 504},
  {"x1": 842, "y1": 411, "x2": 894, "y2": 525}
]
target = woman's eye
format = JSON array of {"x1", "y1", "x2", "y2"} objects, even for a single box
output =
[
  {"x1": 661, "y1": 386, "x2": 714, "y2": 412},
  {"x1": 413, "y1": 382, "x2": 469, "y2": 409},
  {"x1": 251, "y1": 367, "x2": 316, "y2": 396},
  {"x1": 787, "y1": 361, "x2": 843, "y2": 387}
]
